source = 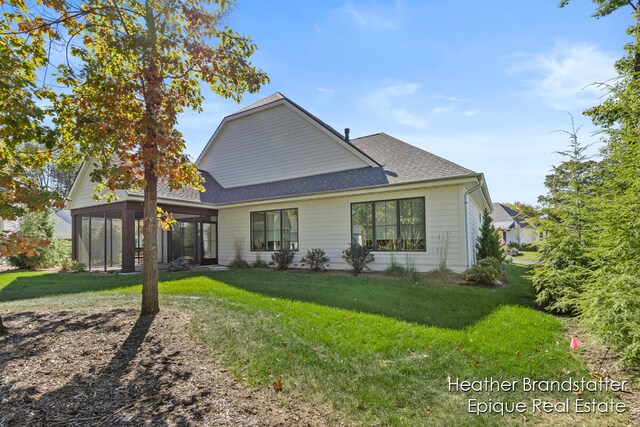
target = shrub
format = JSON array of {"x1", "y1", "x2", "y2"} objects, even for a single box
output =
[
  {"x1": 342, "y1": 243, "x2": 374, "y2": 276},
  {"x1": 168, "y1": 257, "x2": 191, "y2": 272},
  {"x1": 252, "y1": 254, "x2": 269, "y2": 268},
  {"x1": 531, "y1": 263, "x2": 589, "y2": 314},
  {"x1": 385, "y1": 256, "x2": 405, "y2": 277},
  {"x1": 385, "y1": 254, "x2": 419, "y2": 281},
  {"x1": 7, "y1": 211, "x2": 72, "y2": 269},
  {"x1": 506, "y1": 242, "x2": 521, "y2": 249},
  {"x1": 579, "y1": 274, "x2": 640, "y2": 365},
  {"x1": 465, "y1": 258, "x2": 502, "y2": 286},
  {"x1": 9, "y1": 238, "x2": 71, "y2": 269},
  {"x1": 229, "y1": 258, "x2": 250, "y2": 269},
  {"x1": 300, "y1": 248, "x2": 330, "y2": 272},
  {"x1": 507, "y1": 247, "x2": 520, "y2": 257},
  {"x1": 271, "y1": 249, "x2": 295, "y2": 270},
  {"x1": 521, "y1": 243, "x2": 538, "y2": 252},
  {"x1": 61, "y1": 259, "x2": 86, "y2": 272}
]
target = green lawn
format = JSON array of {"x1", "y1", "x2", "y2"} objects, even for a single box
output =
[
  {"x1": 512, "y1": 250, "x2": 539, "y2": 263},
  {"x1": 0, "y1": 266, "x2": 625, "y2": 426}
]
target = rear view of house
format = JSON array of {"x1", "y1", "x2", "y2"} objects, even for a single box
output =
[{"x1": 66, "y1": 93, "x2": 492, "y2": 273}]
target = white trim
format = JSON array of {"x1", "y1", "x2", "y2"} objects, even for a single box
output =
[{"x1": 65, "y1": 161, "x2": 89, "y2": 208}]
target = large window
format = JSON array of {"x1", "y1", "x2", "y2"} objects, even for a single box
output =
[
  {"x1": 251, "y1": 209, "x2": 298, "y2": 251},
  {"x1": 351, "y1": 197, "x2": 426, "y2": 251}
]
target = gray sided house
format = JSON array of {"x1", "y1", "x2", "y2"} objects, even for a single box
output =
[{"x1": 66, "y1": 93, "x2": 492, "y2": 273}]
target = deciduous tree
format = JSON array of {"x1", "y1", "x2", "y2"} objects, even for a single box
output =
[
  {"x1": 50, "y1": 0, "x2": 268, "y2": 314},
  {"x1": 1, "y1": 0, "x2": 72, "y2": 334}
]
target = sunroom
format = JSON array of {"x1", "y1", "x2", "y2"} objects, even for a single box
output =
[{"x1": 71, "y1": 201, "x2": 218, "y2": 273}]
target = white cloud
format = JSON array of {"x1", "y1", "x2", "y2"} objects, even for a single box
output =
[
  {"x1": 316, "y1": 86, "x2": 337, "y2": 102},
  {"x1": 462, "y1": 110, "x2": 480, "y2": 117},
  {"x1": 335, "y1": 0, "x2": 405, "y2": 32},
  {"x1": 360, "y1": 80, "x2": 461, "y2": 129},
  {"x1": 431, "y1": 106, "x2": 454, "y2": 115},
  {"x1": 507, "y1": 43, "x2": 617, "y2": 110},
  {"x1": 360, "y1": 81, "x2": 462, "y2": 128},
  {"x1": 316, "y1": 86, "x2": 336, "y2": 95},
  {"x1": 361, "y1": 81, "x2": 428, "y2": 128}
]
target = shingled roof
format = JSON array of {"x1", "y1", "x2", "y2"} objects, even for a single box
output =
[
  {"x1": 351, "y1": 133, "x2": 476, "y2": 184},
  {"x1": 490, "y1": 203, "x2": 528, "y2": 230},
  {"x1": 234, "y1": 92, "x2": 285, "y2": 114}
]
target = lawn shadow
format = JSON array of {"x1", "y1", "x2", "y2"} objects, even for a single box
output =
[
  {"x1": 0, "y1": 271, "x2": 142, "y2": 303},
  {"x1": 0, "y1": 310, "x2": 210, "y2": 426},
  {"x1": 203, "y1": 264, "x2": 537, "y2": 330}
]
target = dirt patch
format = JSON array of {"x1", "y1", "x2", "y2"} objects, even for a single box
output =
[{"x1": 0, "y1": 309, "x2": 329, "y2": 426}]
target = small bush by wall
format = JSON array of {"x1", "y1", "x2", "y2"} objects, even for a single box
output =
[
  {"x1": 271, "y1": 249, "x2": 295, "y2": 270},
  {"x1": 300, "y1": 248, "x2": 330, "y2": 272},
  {"x1": 465, "y1": 258, "x2": 502, "y2": 287},
  {"x1": 342, "y1": 243, "x2": 374, "y2": 276},
  {"x1": 168, "y1": 257, "x2": 191, "y2": 272}
]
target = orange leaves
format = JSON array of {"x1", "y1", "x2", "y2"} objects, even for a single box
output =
[
  {"x1": 272, "y1": 377, "x2": 283, "y2": 392},
  {"x1": 0, "y1": 232, "x2": 48, "y2": 258}
]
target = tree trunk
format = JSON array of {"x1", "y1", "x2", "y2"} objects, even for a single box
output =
[
  {"x1": 140, "y1": 0, "x2": 161, "y2": 316},
  {"x1": 141, "y1": 169, "x2": 159, "y2": 315},
  {"x1": 0, "y1": 315, "x2": 6, "y2": 335}
]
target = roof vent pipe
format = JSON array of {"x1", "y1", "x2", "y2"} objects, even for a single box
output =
[{"x1": 344, "y1": 128, "x2": 350, "y2": 143}]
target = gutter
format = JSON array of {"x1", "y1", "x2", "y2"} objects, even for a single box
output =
[{"x1": 463, "y1": 176, "x2": 485, "y2": 269}]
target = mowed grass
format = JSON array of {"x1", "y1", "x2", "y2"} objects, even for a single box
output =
[
  {"x1": 0, "y1": 266, "x2": 625, "y2": 426},
  {"x1": 513, "y1": 250, "x2": 539, "y2": 263}
]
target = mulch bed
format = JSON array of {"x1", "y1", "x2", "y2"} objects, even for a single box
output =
[{"x1": 0, "y1": 309, "x2": 329, "y2": 426}]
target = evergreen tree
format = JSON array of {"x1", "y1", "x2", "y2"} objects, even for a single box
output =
[
  {"x1": 476, "y1": 210, "x2": 505, "y2": 262},
  {"x1": 560, "y1": 0, "x2": 640, "y2": 364},
  {"x1": 530, "y1": 120, "x2": 598, "y2": 313}
]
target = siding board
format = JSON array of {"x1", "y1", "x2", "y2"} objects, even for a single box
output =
[
  {"x1": 199, "y1": 105, "x2": 369, "y2": 188},
  {"x1": 218, "y1": 185, "x2": 468, "y2": 272}
]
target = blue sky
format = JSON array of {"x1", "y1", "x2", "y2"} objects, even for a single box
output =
[{"x1": 177, "y1": 0, "x2": 632, "y2": 204}]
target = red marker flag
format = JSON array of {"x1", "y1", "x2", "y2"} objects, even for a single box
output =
[{"x1": 570, "y1": 336, "x2": 580, "y2": 350}]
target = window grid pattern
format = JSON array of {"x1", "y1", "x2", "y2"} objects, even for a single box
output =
[{"x1": 351, "y1": 197, "x2": 426, "y2": 251}]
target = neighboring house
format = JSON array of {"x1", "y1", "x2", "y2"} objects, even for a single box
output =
[
  {"x1": 0, "y1": 217, "x2": 19, "y2": 234},
  {"x1": 65, "y1": 92, "x2": 492, "y2": 273},
  {"x1": 490, "y1": 203, "x2": 537, "y2": 246},
  {"x1": 53, "y1": 210, "x2": 72, "y2": 240},
  {"x1": 0, "y1": 211, "x2": 72, "y2": 240}
]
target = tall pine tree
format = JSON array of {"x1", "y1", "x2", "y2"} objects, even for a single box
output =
[{"x1": 530, "y1": 119, "x2": 597, "y2": 313}]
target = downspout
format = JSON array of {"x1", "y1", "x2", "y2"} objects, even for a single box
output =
[{"x1": 464, "y1": 178, "x2": 483, "y2": 269}]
